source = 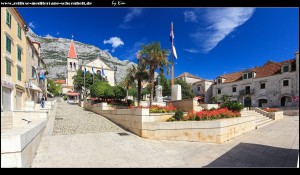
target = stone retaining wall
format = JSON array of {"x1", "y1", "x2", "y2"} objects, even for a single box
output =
[{"x1": 85, "y1": 102, "x2": 257, "y2": 144}]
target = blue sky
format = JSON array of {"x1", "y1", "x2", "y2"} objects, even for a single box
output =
[{"x1": 18, "y1": 8, "x2": 299, "y2": 80}]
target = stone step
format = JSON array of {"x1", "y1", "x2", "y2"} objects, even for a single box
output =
[
  {"x1": 256, "y1": 119, "x2": 275, "y2": 129},
  {"x1": 255, "y1": 117, "x2": 271, "y2": 123}
]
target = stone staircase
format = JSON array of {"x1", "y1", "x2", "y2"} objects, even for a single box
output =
[
  {"x1": 241, "y1": 110, "x2": 274, "y2": 129},
  {"x1": 1, "y1": 112, "x2": 13, "y2": 131}
]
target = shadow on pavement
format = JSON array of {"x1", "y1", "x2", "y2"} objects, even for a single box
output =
[{"x1": 204, "y1": 143, "x2": 298, "y2": 168}]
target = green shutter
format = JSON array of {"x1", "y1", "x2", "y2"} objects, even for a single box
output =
[
  {"x1": 18, "y1": 24, "x2": 22, "y2": 39},
  {"x1": 6, "y1": 60, "x2": 11, "y2": 76},
  {"x1": 6, "y1": 9, "x2": 11, "y2": 26},
  {"x1": 17, "y1": 47, "x2": 21, "y2": 61},
  {"x1": 18, "y1": 67, "x2": 21, "y2": 81},
  {"x1": 32, "y1": 49, "x2": 34, "y2": 59},
  {"x1": 6, "y1": 36, "x2": 11, "y2": 53}
]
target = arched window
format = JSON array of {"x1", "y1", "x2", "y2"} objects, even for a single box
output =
[
  {"x1": 70, "y1": 62, "x2": 72, "y2": 69},
  {"x1": 74, "y1": 63, "x2": 76, "y2": 70}
]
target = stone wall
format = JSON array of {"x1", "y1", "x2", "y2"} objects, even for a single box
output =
[
  {"x1": 142, "y1": 116, "x2": 256, "y2": 144},
  {"x1": 170, "y1": 98, "x2": 202, "y2": 112},
  {"x1": 85, "y1": 102, "x2": 257, "y2": 144},
  {"x1": 1, "y1": 120, "x2": 47, "y2": 167}
]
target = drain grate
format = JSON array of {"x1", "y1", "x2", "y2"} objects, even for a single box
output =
[
  {"x1": 117, "y1": 132, "x2": 129, "y2": 136},
  {"x1": 55, "y1": 118, "x2": 63, "y2": 120}
]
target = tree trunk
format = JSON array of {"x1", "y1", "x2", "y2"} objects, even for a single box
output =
[
  {"x1": 149, "y1": 67, "x2": 154, "y2": 107},
  {"x1": 137, "y1": 79, "x2": 141, "y2": 106}
]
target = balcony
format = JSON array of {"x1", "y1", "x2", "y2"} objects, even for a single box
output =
[{"x1": 239, "y1": 89, "x2": 255, "y2": 95}]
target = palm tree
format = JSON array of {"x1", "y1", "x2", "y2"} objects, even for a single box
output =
[
  {"x1": 139, "y1": 42, "x2": 170, "y2": 106},
  {"x1": 122, "y1": 65, "x2": 136, "y2": 102},
  {"x1": 136, "y1": 53, "x2": 149, "y2": 106}
]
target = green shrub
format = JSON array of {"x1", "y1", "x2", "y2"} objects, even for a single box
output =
[
  {"x1": 173, "y1": 110, "x2": 184, "y2": 121},
  {"x1": 127, "y1": 99, "x2": 134, "y2": 106},
  {"x1": 221, "y1": 101, "x2": 244, "y2": 112},
  {"x1": 166, "y1": 117, "x2": 176, "y2": 122},
  {"x1": 63, "y1": 94, "x2": 68, "y2": 101}
]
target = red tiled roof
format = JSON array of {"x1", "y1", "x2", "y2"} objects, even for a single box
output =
[
  {"x1": 67, "y1": 40, "x2": 77, "y2": 59},
  {"x1": 55, "y1": 79, "x2": 66, "y2": 84},
  {"x1": 218, "y1": 59, "x2": 296, "y2": 84},
  {"x1": 67, "y1": 92, "x2": 79, "y2": 96}
]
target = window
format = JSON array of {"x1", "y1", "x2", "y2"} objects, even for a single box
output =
[
  {"x1": 243, "y1": 73, "x2": 247, "y2": 79},
  {"x1": 245, "y1": 86, "x2": 250, "y2": 94},
  {"x1": 17, "y1": 47, "x2": 22, "y2": 61},
  {"x1": 17, "y1": 67, "x2": 21, "y2": 81},
  {"x1": 32, "y1": 66, "x2": 36, "y2": 78},
  {"x1": 232, "y1": 86, "x2": 236, "y2": 93},
  {"x1": 217, "y1": 89, "x2": 221, "y2": 94},
  {"x1": 70, "y1": 62, "x2": 72, "y2": 69},
  {"x1": 248, "y1": 72, "x2": 253, "y2": 78},
  {"x1": 283, "y1": 80, "x2": 289, "y2": 87},
  {"x1": 38, "y1": 58, "x2": 41, "y2": 67},
  {"x1": 18, "y1": 23, "x2": 22, "y2": 39},
  {"x1": 6, "y1": 36, "x2": 11, "y2": 53},
  {"x1": 32, "y1": 48, "x2": 34, "y2": 59},
  {"x1": 6, "y1": 9, "x2": 11, "y2": 27},
  {"x1": 6, "y1": 60, "x2": 11, "y2": 76},
  {"x1": 197, "y1": 86, "x2": 200, "y2": 91},
  {"x1": 74, "y1": 63, "x2": 76, "y2": 69},
  {"x1": 260, "y1": 83, "x2": 265, "y2": 89},
  {"x1": 217, "y1": 79, "x2": 221, "y2": 84},
  {"x1": 283, "y1": 65, "x2": 289, "y2": 72}
]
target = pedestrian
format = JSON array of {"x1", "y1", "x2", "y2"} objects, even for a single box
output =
[{"x1": 41, "y1": 96, "x2": 45, "y2": 108}]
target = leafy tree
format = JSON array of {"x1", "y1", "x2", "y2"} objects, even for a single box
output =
[
  {"x1": 128, "y1": 87, "x2": 137, "y2": 99},
  {"x1": 90, "y1": 81, "x2": 111, "y2": 99},
  {"x1": 174, "y1": 79, "x2": 194, "y2": 99},
  {"x1": 140, "y1": 42, "x2": 170, "y2": 106},
  {"x1": 73, "y1": 69, "x2": 105, "y2": 92},
  {"x1": 220, "y1": 94, "x2": 230, "y2": 103},
  {"x1": 211, "y1": 96, "x2": 218, "y2": 104},
  {"x1": 47, "y1": 79, "x2": 61, "y2": 96},
  {"x1": 112, "y1": 86, "x2": 126, "y2": 100}
]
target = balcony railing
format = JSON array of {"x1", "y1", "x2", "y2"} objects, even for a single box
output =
[{"x1": 239, "y1": 89, "x2": 255, "y2": 95}]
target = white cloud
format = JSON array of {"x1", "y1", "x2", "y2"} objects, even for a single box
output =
[
  {"x1": 56, "y1": 32, "x2": 60, "y2": 35},
  {"x1": 184, "y1": 11, "x2": 198, "y2": 23},
  {"x1": 44, "y1": 34, "x2": 53, "y2": 38},
  {"x1": 184, "y1": 48, "x2": 200, "y2": 53},
  {"x1": 190, "y1": 8, "x2": 255, "y2": 53},
  {"x1": 103, "y1": 37, "x2": 124, "y2": 53},
  {"x1": 29, "y1": 22, "x2": 35, "y2": 29},
  {"x1": 124, "y1": 8, "x2": 142, "y2": 23}
]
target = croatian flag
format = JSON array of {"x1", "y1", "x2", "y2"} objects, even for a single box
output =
[{"x1": 170, "y1": 22, "x2": 177, "y2": 59}]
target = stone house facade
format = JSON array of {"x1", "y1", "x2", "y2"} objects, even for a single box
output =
[{"x1": 212, "y1": 52, "x2": 299, "y2": 108}]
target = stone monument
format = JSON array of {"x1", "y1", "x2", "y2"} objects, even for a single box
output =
[
  {"x1": 171, "y1": 84, "x2": 182, "y2": 101},
  {"x1": 154, "y1": 75, "x2": 163, "y2": 102}
]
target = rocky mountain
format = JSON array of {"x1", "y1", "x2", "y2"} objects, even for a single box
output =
[{"x1": 27, "y1": 29, "x2": 136, "y2": 84}]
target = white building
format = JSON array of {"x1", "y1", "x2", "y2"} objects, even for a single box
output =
[{"x1": 212, "y1": 52, "x2": 299, "y2": 108}]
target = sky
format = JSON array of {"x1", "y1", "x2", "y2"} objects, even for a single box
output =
[{"x1": 18, "y1": 7, "x2": 299, "y2": 80}]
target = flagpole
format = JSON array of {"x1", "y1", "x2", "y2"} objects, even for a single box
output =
[
  {"x1": 84, "y1": 67, "x2": 86, "y2": 102},
  {"x1": 171, "y1": 47, "x2": 174, "y2": 86}
]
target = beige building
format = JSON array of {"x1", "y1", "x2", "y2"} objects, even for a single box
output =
[
  {"x1": 175, "y1": 72, "x2": 204, "y2": 85},
  {"x1": 25, "y1": 38, "x2": 47, "y2": 103},
  {"x1": 1, "y1": 7, "x2": 28, "y2": 111},
  {"x1": 192, "y1": 80, "x2": 213, "y2": 104},
  {"x1": 212, "y1": 52, "x2": 299, "y2": 108}
]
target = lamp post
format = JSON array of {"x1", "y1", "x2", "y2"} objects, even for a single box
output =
[{"x1": 114, "y1": 66, "x2": 117, "y2": 85}]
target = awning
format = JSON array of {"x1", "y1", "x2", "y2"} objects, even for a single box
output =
[
  {"x1": 30, "y1": 83, "x2": 42, "y2": 92},
  {"x1": 67, "y1": 92, "x2": 79, "y2": 96}
]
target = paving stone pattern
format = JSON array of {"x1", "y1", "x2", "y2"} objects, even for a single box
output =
[{"x1": 32, "y1": 99, "x2": 299, "y2": 167}]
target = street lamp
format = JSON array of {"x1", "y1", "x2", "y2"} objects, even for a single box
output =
[{"x1": 114, "y1": 66, "x2": 117, "y2": 85}]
